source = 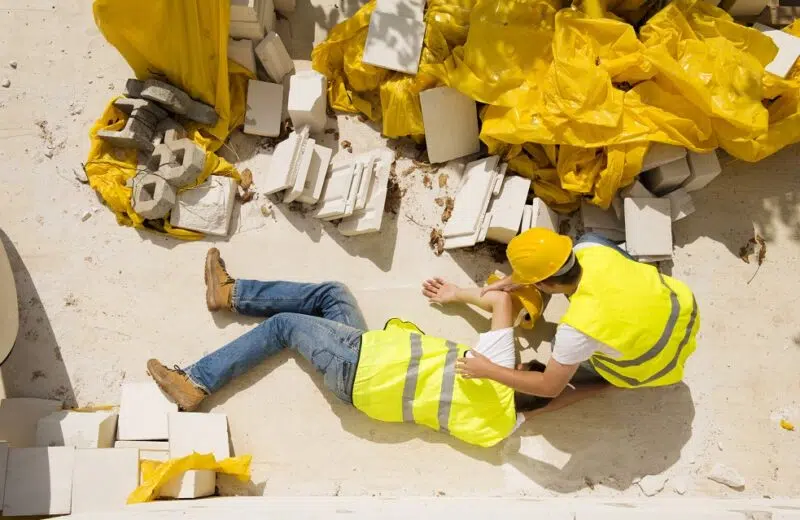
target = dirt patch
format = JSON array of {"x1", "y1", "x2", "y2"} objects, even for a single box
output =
[{"x1": 429, "y1": 229, "x2": 444, "y2": 256}]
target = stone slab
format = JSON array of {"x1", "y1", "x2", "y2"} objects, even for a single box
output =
[
  {"x1": 362, "y1": 11, "x2": 425, "y2": 75},
  {"x1": 520, "y1": 204, "x2": 533, "y2": 233},
  {"x1": 296, "y1": 144, "x2": 333, "y2": 204},
  {"x1": 624, "y1": 198, "x2": 673, "y2": 257},
  {"x1": 2, "y1": 447, "x2": 75, "y2": 516},
  {"x1": 244, "y1": 79, "x2": 284, "y2": 137},
  {"x1": 36, "y1": 410, "x2": 118, "y2": 449},
  {"x1": 255, "y1": 33, "x2": 294, "y2": 83},
  {"x1": 664, "y1": 188, "x2": 695, "y2": 221},
  {"x1": 419, "y1": 86, "x2": 480, "y2": 164},
  {"x1": 641, "y1": 157, "x2": 692, "y2": 196},
  {"x1": 170, "y1": 176, "x2": 238, "y2": 236},
  {"x1": 117, "y1": 381, "x2": 178, "y2": 441},
  {"x1": 486, "y1": 175, "x2": 531, "y2": 244},
  {"x1": 0, "y1": 398, "x2": 62, "y2": 448},
  {"x1": 683, "y1": 150, "x2": 721, "y2": 192},
  {"x1": 339, "y1": 149, "x2": 395, "y2": 235},
  {"x1": 71, "y1": 448, "x2": 139, "y2": 513}
]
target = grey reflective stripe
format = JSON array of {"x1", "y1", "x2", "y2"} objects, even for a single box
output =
[
  {"x1": 591, "y1": 272, "x2": 679, "y2": 368},
  {"x1": 438, "y1": 341, "x2": 459, "y2": 433},
  {"x1": 402, "y1": 333, "x2": 423, "y2": 422},
  {"x1": 593, "y1": 296, "x2": 699, "y2": 387}
]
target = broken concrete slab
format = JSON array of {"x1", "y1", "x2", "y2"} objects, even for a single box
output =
[
  {"x1": 0, "y1": 398, "x2": 62, "y2": 448},
  {"x1": 486, "y1": 175, "x2": 532, "y2": 244},
  {"x1": 244, "y1": 79, "x2": 284, "y2": 137},
  {"x1": 161, "y1": 138, "x2": 206, "y2": 187},
  {"x1": 314, "y1": 162, "x2": 364, "y2": 221},
  {"x1": 362, "y1": 11, "x2": 425, "y2": 75},
  {"x1": 581, "y1": 200, "x2": 625, "y2": 242},
  {"x1": 113, "y1": 97, "x2": 168, "y2": 120},
  {"x1": 530, "y1": 197, "x2": 559, "y2": 231},
  {"x1": 2, "y1": 447, "x2": 75, "y2": 516},
  {"x1": 339, "y1": 149, "x2": 395, "y2": 235},
  {"x1": 296, "y1": 144, "x2": 333, "y2": 204},
  {"x1": 520, "y1": 205, "x2": 533, "y2": 233},
  {"x1": 755, "y1": 23, "x2": 800, "y2": 77},
  {"x1": 624, "y1": 198, "x2": 673, "y2": 258},
  {"x1": 641, "y1": 156, "x2": 692, "y2": 196},
  {"x1": 444, "y1": 156, "x2": 500, "y2": 238},
  {"x1": 376, "y1": 0, "x2": 425, "y2": 20},
  {"x1": 154, "y1": 118, "x2": 186, "y2": 146},
  {"x1": 260, "y1": 127, "x2": 311, "y2": 194},
  {"x1": 140, "y1": 79, "x2": 192, "y2": 115},
  {"x1": 231, "y1": 0, "x2": 260, "y2": 22},
  {"x1": 663, "y1": 188, "x2": 695, "y2": 221},
  {"x1": 131, "y1": 173, "x2": 177, "y2": 220},
  {"x1": 228, "y1": 38, "x2": 257, "y2": 74},
  {"x1": 419, "y1": 86, "x2": 480, "y2": 165},
  {"x1": 231, "y1": 20, "x2": 266, "y2": 40},
  {"x1": 683, "y1": 150, "x2": 721, "y2": 192},
  {"x1": 71, "y1": 448, "x2": 138, "y2": 513},
  {"x1": 0, "y1": 442, "x2": 7, "y2": 508},
  {"x1": 124, "y1": 78, "x2": 145, "y2": 98},
  {"x1": 116, "y1": 381, "x2": 178, "y2": 441},
  {"x1": 641, "y1": 143, "x2": 687, "y2": 172},
  {"x1": 35, "y1": 410, "x2": 118, "y2": 449},
  {"x1": 170, "y1": 176, "x2": 238, "y2": 236},
  {"x1": 353, "y1": 156, "x2": 375, "y2": 211},
  {"x1": 283, "y1": 138, "x2": 317, "y2": 203},
  {"x1": 255, "y1": 32, "x2": 294, "y2": 83},
  {"x1": 288, "y1": 70, "x2": 327, "y2": 133}
]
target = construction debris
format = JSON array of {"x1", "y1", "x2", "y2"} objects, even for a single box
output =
[
  {"x1": 228, "y1": 38, "x2": 257, "y2": 74},
  {"x1": 288, "y1": 70, "x2": 328, "y2": 133},
  {"x1": 641, "y1": 156, "x2": 692, "y2": 196},
  {"x1": 230, "y1": 0, "x2": 274, "y2": 40},
  {"x1": 581, "y1": 200, "x2": 625, "y2": 242},
  {"x1": 755, "y1": 23, "x2": 800, "y2": 78},
  {"x1": 255, "y1": 32, "x2": 294, "y2": 83},
  {"x1": 170, "y1": 176, "x2": 238, "y2": 236},
  {"x1": 36, "y1": 410, "x2": 118, "y2": 449},
  {"x1": 486, "y1": 175, "x2": 531, "y2": 244},
  {"x1": 663, "y1": 188, "x2": 695, "y2": 222},
  {"x1": 684, "y1": 150, "x2": 722, "y2": 192},
  {"x1": 624, "y1": 198, "x2": 673, "y2": 261},
  {"x1": 116, "y1": 381, "x2": 178, "y2": 441},
  {"x1": 707, "y1": 463, "x2": 745, "y2": 489},
  {"x1": 131, "y1": 174, "x2": 177, "y2": 220},
  {"x1": 244, "y1": 79, "x2": 284, "y2": 137},
  {"x1": 419, "y1": 87, "x2": 480, "y2": 164},
  {"x1": 443, "y1": 156, "x2": 500, "y2": 249},
  {"x1": 362, "y1": 0, "x2": 425, "y2": 75},
  {"x1": 2, "y1": 447, "x2": 75, "y2": 516}
]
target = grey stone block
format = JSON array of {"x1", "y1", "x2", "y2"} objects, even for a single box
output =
[
  {"x1": 155, "y1": 118, "x2": 187, "y2": 145},
  {"x1": 146, "y1": 143, "x2": 174, "y2": 171},
  {"x1": 140, "y1": 79, "x2": 192, "y2": 115},
  {"x1": 113, "y1": 98, "x2": 168, "y2": 120},
  {"x1": 131, "y1": 173, "x2": 177, "y2": 219},
  {"x1": 97, "y1": 128, "x2": 154, "y2": 153},
  {"x1": 160, "y1": 138, "x2": 205, "y2": 187},
  {"x1": 124, "y1": 78, "x2": 145, "y2": 98},
  {"x1": 186, "y1": 101, "x2": 219, "y2": 125}
]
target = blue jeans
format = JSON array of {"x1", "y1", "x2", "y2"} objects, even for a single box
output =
[{"x1": 185, "y1": 281, "x2": 367, "y2": 404}]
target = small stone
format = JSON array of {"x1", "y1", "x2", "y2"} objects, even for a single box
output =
[
  {"x1": 671, "y1": 476, "x2": 688, "y2": 495},
  {"x1": 81, "y1": 210, "x2": 93, "y2": 222},
  {"x1": 708, "y1": 464, "x2": 745, "y2": 489},
  {"x1": 637, "y1": 474, "x2": 667, "y2": 497},
  {"x1": 717, "y1": 442, "x2": 724, "y2": 451},
  {"x1": 1, "y1": 78, "x2": 10, "y2": 88},
  {"x1": 9, "y1": 60, "x2": 17, "y2": 69},
  {"x1": 44, "y1": 150, "x2": 53, "y2": 159},
  {"x1": 73, "y1": 168, "x2": 89, "y2": 184},
  {"x1": 260, "y1": 204, "x2": 273, "y2": 217}
]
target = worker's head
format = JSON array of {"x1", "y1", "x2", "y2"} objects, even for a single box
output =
[
  {"x1": 513, "y1": 360, "x2": 553, "y2": 412},
  {"x1": 507, "y1": 228, "x2": 582, "y2": 295}
]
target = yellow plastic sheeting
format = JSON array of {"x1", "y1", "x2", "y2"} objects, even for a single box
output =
[{"x1": 128, "y1": 453, "x2": 252, "y2": 504}]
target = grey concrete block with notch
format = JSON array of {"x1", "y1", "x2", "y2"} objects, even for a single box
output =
[
  {"x1": 131, "y1": 173, "x2": 177, "y2": 220},
  {"x1": 140, "y1": 79, "x2": 192, "y2": 115},
  {"x1": 160, "y1": 138, "x2": 206, "y2": 187}
]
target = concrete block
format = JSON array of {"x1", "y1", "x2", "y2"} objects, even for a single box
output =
[
  {"x1": 613, "y1": 180, "x2": 654, "y2": 220},
  {"x1": 493, "y1": 163, "x2": 507, "y2": 196},
  {"x1": 0, "y1": 442, "x2": 8, "y2": 508},
  {"x1": 283, "y1": 138, "x2": 317, "y2": 203},
  {"x1": 146, "y1": 143, "x2": 173, "y2": 171},
  {"x1": 258, "y1": 0, "x2": 276, "y2": 32},
  {"x1": 477, "y1": 213, "x2": 492, "y2": 243},
  {"x1": 114, "y1": 440, "x2": 169, "y2": 452},
  {"x1": 444, "y1": 156, "x2": 500, "y2": 238},
  {"x1": 113, "y1": 97, "x2": 168, "y2": 120},
  {"x1": 131, "y1": 173, "x2": 177, "y2": 220},
  {"x1": 140, "y1": 79, "x2": 192, "y2": 116},
  {"x1": 486, "y1": 175, "x2": 532, "y2": 244},
  {"x1": 160, "y1": 469, "x2": 217, "y2": 499},
  {"x1": 124, "y1": 78, "x2": 145, "y2": 98},
  {"x1": 641, "y1": 157, "x2": 691, "y2": 196},
  {"x1": 255, "y1": 32, "x2": 294, "y2": 83},
  {"x1": 71, "y1": 448, "x2": 138, "y2": 513},
  {"x1": 663, "y1": 188, "x2": 695, "y2": 221},
  {"x1": 154, "y1": 118, "x2": 186, "y2": 146},
  {"x1": 170, "y1": 176, "x2": 237, "y2": 236},
  {"x1": 353, "y1": 156, "x2": 375, "y2": 211},
  {"x1": 244, "y1": 79, "x2": 284, "y2": 137},
  {"x1": 36, "y1": 411, "x2": 118, "y2": 449},
  {"x1": 313, "y1": 162, "x2": 359, "y2": 220},
  {"x1": 755, "y1": 23, "x2": 800, "y2": 77},
  {"x1": 2, "y1": 447, "x2": 75, "y2": 516},
  {"x1": 231, "y1": 0, "x2": 259, "y2": 22},
  {"x1": 728, "y1": 0, "x2": 766, "y2": 16},
  {"x1": 296, "y1": 144, "x2": 333, "y2": 204},
  {"x1": 419, "y1": 86, "x2": 480, "y2": 164},
  {"x1": 0, "y1": 398, "x2": 62, "y2": 448},
  {"x1": 275, "y1": 0, "x2": 296, "y2": 14},
  {"x1": 160, "y1": 138, "x2": 206, "y2": 187},
  {"x1": 581, "y1": 200, "x2": 624, "y2": 235},
  {"x1": 116, "y1": 381, "x2": 178, "y2": 441},
  {"x1": 288, "y1": 70, "x2": 327, "y2": 133},
  {"x1": 97, "y1": 126, "x2": 155, "y2": 153},
  {"x1": 444, "y1": 232, "x2": 479, "y2": 249},
  {"x1": 376, "y1": 0, "x2": 425, "y2": 20},
  {"x1": 624, "y1": 198, "x2": 673, "y2": 258},
  {"x1": 230, "y1": 20, "x2": 266, "y2": 40},
  {"x1": 186, "y1": 100, "x2": 219, "y2": 126},
  {"x1": 683, "y1": 150, "x2": 721, "y2": 192},
  {"x1": 260, "y1": 127, "x2": 310, "y2": 193},
  {"x1": 531, "y1": 197, "x2": 558, "y2": 231},
  {"x1": 641, "y1": 143, "x2": 687, "y2": 172},
  {"x1": 362, "y1": 11, "x2": 425, "y2": 74},
  {"x1": 520, "y1": 204, "x2": 533, "y2": 232},
  {"x1": 339, "y1": 149, "x2": 395, "y2": 235},
  {"x1": 228, "y1": 38, "x2": 257, "y2": 74}
]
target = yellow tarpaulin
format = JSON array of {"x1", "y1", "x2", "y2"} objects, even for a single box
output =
[{"x1": 88, "y1": 0, "x2": 254, "y2": 238}]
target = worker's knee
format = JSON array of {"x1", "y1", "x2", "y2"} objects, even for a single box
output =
[{"x1": 320, "y1": 281, "x2": 356, "y2": 304}]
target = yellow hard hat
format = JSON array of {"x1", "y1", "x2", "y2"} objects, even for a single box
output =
[{"x1": 507, "y1": 228, "x2": 573, "y2": 284}]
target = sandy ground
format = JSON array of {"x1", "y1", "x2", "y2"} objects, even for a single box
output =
[{"x1": 1, "y1": 0, "x2": 799, "y2": 501}]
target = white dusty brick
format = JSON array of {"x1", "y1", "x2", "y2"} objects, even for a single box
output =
[
  {"x1": 230, "y1": 20, "x2": 265, "y2": 41},
  {"x1": 258, "y1": 0, "x2": 276, "y2": 32},
  {"x1": 71, "y1": 448, "x2": 138, "y2": 513},
  {"x1": 376, "y1": 0, "x2": 425, "y2": 20},
  {"x1": 493, "y1": 163, "x2": 507, "y2": 196},
  {"x1": 641, "y1": 157, "x2": 691, "y2": 196},
  {"x1": 613, "y1": 180, "x2": 654, "y2": 220},
  {"x1": 755, "y1": 23, "x2": 800, "y2": 78},
  {"x1": 0, "y1": 398, "x2": 62, "y2": 448},
  {"x1": 581, "y1": 200, "x2": 625, "y2": 241},
  {"x1": 419, "y1": 87, "x2": 480, "y2": 164},
  {"x1": 362, "y1": 11, "x2": 425, "y2": 75},
  {"x1": 283, "y1": 137, "x2": 317, "y2": 203},
  {"x1": 288, "y1": 70, "x2": 327, "y2": 133},
  {"x1": 0, "y1": 442, "x2": 7, "y2": 508},
  {"x1": 520, "y1": 204, "x2": 533, "y2": 232},
  {"x1": 641, "y1": 143, "x2": 687, "y2": 172},
  {"x1": 296, "y1": 144, "x2": 333, "y2": 204},
  {"x1": 258, "y1": 127, "x2": 310, "y2": 193},
  {"x1": 114, "y1": 440, "x2": 169, "y2": 451},
  {"x1": 255, "y1": 32, "x2": 294, "y2": 83},
  {"x1": 36, "y1": 411, "x2": 118, "y2": 449},
  {"x1": 683, "y1": 150, "x2": 721, "y2": 192},
  {"x1": 624, "y1": 198, "x2": 673, "y2": 258},
  {"x1": 531, "y1": 197, "x2": 558, "y2": 231},
  {"x1": 313, "y1": 162, "x2": 360, "y2": 220},
  {"x1": 228, "y1": 39, "x2": 257, "y2": 74},
  {"x1": 353, "y1": 157, "x2": 375, "y2": 211},
  {"x1": 275, "y1": 0, "x2": 296, "y2": 14},
  {"x1": 244, "y1": 80, "x2": 284, "y2": 137},
  {"x1": 170, "y1": 176, "x2": 238, "y2": 236},
  {"x1": 117, "y1": 381, "x2": 178, "y2": 441},
  {"x1": 444, "y1": 156, "x2": 500, "y2": 238},
  {"x1": 231, "y1": 0, "x2": 259, "y2": 22},
  {"x1": 486, "y1": 175, "x2": 531, "y2": 244},
  {"x1": 339, "y1": 149, "x2": 395, "y2": 236},
  {"x1": 663, "y1": 188, "x2": 695, "y2": 221},
  {"x1": 2, "y1": 447, "x2": 75, "y2": 516},
  {"x1": 477, "y1": 213, "x2": 492, "y2": 243}
]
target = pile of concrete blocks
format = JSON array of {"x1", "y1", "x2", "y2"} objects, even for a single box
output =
[
  {"x1": 581, "y1": 200, "x2": 625, "y2": 241},
  {"x1": 443, "y1": 156, "x2": 501, "y2": 249},
  {"x1": 256, "y1": 126, "x2": 333, "y2": 202},
  {"x1": 362, "y1": 0, "x2": 426, "y2": 74},
  {"x1": 230, "y1": 0, "x2": 276, "y2": 41},
  {"x1": 97, "y1": 97, "x2": 168, "y2": 153},
  {"x1": 419, "y1": 86, "x2": 480, "y2": 164},
  {"x1": 125, "y1": 79, "x2": 219, "y2": 126},
  {"x1": 228, "y1": 38, "x2": 257, "y2": 74}
]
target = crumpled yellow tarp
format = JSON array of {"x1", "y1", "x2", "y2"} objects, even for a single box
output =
[
  {"x1": 313, "y1": 0, "x2": 800, "y2": 212},
  {"x1": 128, "y1": 453, "x2": 252, "y2": 504},
  {"x1": 87, "y1": 0, "x2": 254, "y2": 238}
]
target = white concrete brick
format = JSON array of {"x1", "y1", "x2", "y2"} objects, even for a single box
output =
[
  {"x1": 663, "y1": 188, "x2": 695, "y2": 221},
  {"x1": 170, "y1": 176, "x2": 238, "y2": 236},
  {"x1": 117, "y1": 381, "x2": 178, "y2": 441},
  {"x1": 492, "y1": 163, "x2": 507, "y2": 196},
  {"x1": 728, "y1": 0, "x2": 767, "y2": 16},
  {"x1": 283, "y1": 137, "x2": 317, "y2": 203},
  {"x1": 2, "y1": 447, "x2": 75, "y2": 516},
  {"x1": 683, "y1": 150, "x2": 721, "y2": 192},
  {"x1": 36, "y1": 411, "x2": 118, "y2": 449},
  {"x1": 296, "y1": 144, "x2": 333, "y2": 204},
  {"x1": 376, "y1": 0, "x2": 425, "y2": 20},
  {"x1": 641, "y1": 157, "x2": 691, "y2": 195},
  {"x1": 581, "y1": 200, "x2": 624, "y2": 240},
  {"x1": 255, "y1": 32, "x2": 294, "y2": 83},
  {"x1": 641, "y1": 143, "x2": 687, "y2": 172},
  {"x1": 362, "y1": 12, "x2": 425, "y2": 74},
  {"x1": 486, "y1": 175, "x2": 531, "y2": 244},
  {"x1": 0, "y1": 398, "x2": 62, "y2": 448},
  {"x1": 419, "y1": 87, "x2": 480, "y2": 164},
  {"x1": 288, "y1": 70, "x2": 327, "y2": 133},
  {"x1": 275, "y1": 0, "x2": 296, "y2": 14},
  {"x1": 258, "y1": 0, "x2": 276, "y2": 32},
  {"x1": 115, "y1": 440, "x2": 170, "y2": 462},
  {"x1": 520, "y1": 204, "x2": 533, "y2": 232},
  {"x1": 613, "y1": 180, "x2": 654, "y2": 220},
  {"x1": 530, "y1": 197, "x2": 558, "y2": 231},
  {"x1": 228, "y1": 39, "x2": 257, "y2": 74},
  {"x1": 260, "y1": 127, "x2": 310, "y2": 194},
  {"x1": 313, "y1": 162, "x2": 359, "y2": 220},
  {"x1": 0, "y1": 442, "x2": 7, "y2": 509},
  {"x1": 230, "y1": 20, "x2": 265, "y2": 41},
  {"x1": 755, "y1": 23, "x2": 800, "y2": 78},
  {"x1": 71, "y1": 448, "x2": 139, "y2": 513},
  {"x1": 231, "y1": 0, "x2": 258, "y2": 22},
  {"x1": 624, "y1": 198, "x2": 673, "y2": 257},
  {"x1": 477, "y1": 213, "x2": 492, "y2": 243},
  {"x1": 244, "y1": 80, "x2": 283, "y2": 137},
  {"x1": 353, "y1": 156, "x2": 375, "y2": 211},
  {"x1": 444, "y1": 156, "x2": 500, "y2": 237},
  {"x1": 444, "y1": 232, "x2": 479, "y2": 249},
  {"x1": 339, "y1": 149, "x2": 395, "y2": 236},
  {"x1": 160, "y1": 470, "x2": 217, "y2": 499}
]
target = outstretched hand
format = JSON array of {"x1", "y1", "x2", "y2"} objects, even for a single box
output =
[
  {"x1": 456, "y1": 350, "x2": 496, "y2": 379},
  {"x1": 422, "y1": 277, "x2": 459, "y2": 304}
]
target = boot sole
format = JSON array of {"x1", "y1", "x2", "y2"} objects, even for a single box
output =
[{"x1": 205, "y1": 249, "x2": 219, "y2": 311}]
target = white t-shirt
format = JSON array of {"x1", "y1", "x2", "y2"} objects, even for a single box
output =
[
  {"x1": 472, "y1": 327, "x2": 526, "y2": 436},
  {"x1": 551, "y1": 324, "x2": 622, "y2": 365}
]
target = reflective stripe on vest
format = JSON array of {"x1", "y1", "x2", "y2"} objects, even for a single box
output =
[
  {"x1": 437, "y1": 341, "x2": 459, "y2": 433},
  {"x1": 401, "y1": 335, "x2": 459, "y2": 431},
  {"x1": 401, "y1": 333, "x2": 423, "y2": 422}
]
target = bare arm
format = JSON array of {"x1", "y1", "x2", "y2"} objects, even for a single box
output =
[
  {"x1": 456, "y1": 353, "x2": 579, "y2": 398},
  {"x1": 422, "y1": 277, "x2": 513, "y2": 330}
]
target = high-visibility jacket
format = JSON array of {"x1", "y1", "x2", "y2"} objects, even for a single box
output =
[
  {"x1": 352, "y1": 319, "x2": 517, "y2": 447},
  {"x1": 561, "y1": 245, "x2": 700, "y2": 388}
]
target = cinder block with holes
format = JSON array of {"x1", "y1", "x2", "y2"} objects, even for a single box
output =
[
  {"x1": 160, "y1": 138, "x2": 206, "y2": 187},
  {"x1": 124, "y1": 78, "x2": 145, "y2": 98},
  {"x1": 0, "y1": 398, "x2": 62, "y2": 448},
  {"x1": 154, "y1": 118, "x2": 186, "y2": 146},
  {"x1": 35, "y1": 411, "x2": 118, "y2": 449},
  {"x1": 113, "y1": 97, "x2": 168, "y2": 120},
  {"x1": 131, "y1": 174, "x2": 177, "y2": 220}
]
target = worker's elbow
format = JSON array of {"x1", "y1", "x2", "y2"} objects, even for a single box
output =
[{"x1": 540, "y1": 383, "x2": 567, "y2": 399}]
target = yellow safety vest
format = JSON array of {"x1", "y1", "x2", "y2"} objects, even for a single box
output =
[
  {"x1": 352, "y1": 319, "x2": 517, "y2": 447},
  {"x1": 561, "y1": 245, "x2": 700, "y2": 388}
]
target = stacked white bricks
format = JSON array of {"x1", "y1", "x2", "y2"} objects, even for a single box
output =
[
  {"x1": 663, "y1": 188, "x2": 695, "y2": 221},
  {"x1": 255, "y1": 32, "x2": 294, "y2": 83},
  {"x1": 116, "y1": 381, "x2": 178, "y2": 441},
  {"x1": 35, "y1": 411, "x2": 118, "y2": 449},
  {"x1": 443, "y1": 156, "x2": 501, "y2": 249},
  {"x1": 2, "y1": 447, "x2": 75, "y2": 516},
  {"x1": 419, "y1": 87, "x2": 480, "y2": 164},
  {"x1": 581, "y1": 200, "x2": 625, "y2": 242},
  {"x1": 624, "y1": 198, "x2": 673, "y2": 261},
  {"x1": 230, "y1": 0, "x2": 275, "y2": 41},
  {"x1": 170, "y1": 176, "x2": 238, "y2": 236},
  {"x1": 288, "y1": 70, "x2": 327, "y2": 133},
  {"x1": 71, "y1": 448, "x2": 139, "y2": 513},
  {"x1": 228, "y1": 38, "x2": 257, "y2": 74},
  {"x1": 530, "y1": 198, "x2": 559, "y2": 231},
  {"x1": 684, "y1": 150, "x2": 721, "y2": 192},
  {"x1": 339, "y1": 150, "x2": 396, "y2": 235},
  {"x1": 641, "y1": 156, "x2": 692, "y2": 196},
  {"x1": 244, "y1": 80, "x2": 284, "y2": 137},
  {"x1": 0, "y1": 398, "x2": 62, "y2": 448},
  {"x1": 486, "y1": 175, "x2": 532, "y2": 244}
]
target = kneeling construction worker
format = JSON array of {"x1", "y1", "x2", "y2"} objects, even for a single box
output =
[
  {"x1": 459, "y1": 228, "x2": 700, "y2": 395},
  {"x1": 147, "y1": 249, "x2": 600, "y2": 448}
]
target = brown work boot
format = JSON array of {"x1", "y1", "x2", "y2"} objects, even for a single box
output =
[
  {"x1": 147, "y1": 359, "x2": 206, "y2": 412},
  {"x1": 205, "y1": 247, "x2": 234, "y2": 312}
]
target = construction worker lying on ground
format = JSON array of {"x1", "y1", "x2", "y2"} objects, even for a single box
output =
[
  {"x1": 147, "y1": 248, "x2": 605, "y2": 448},
  {"x1": 462, "y1": 228, "x2": 700, "y2": 397}
]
